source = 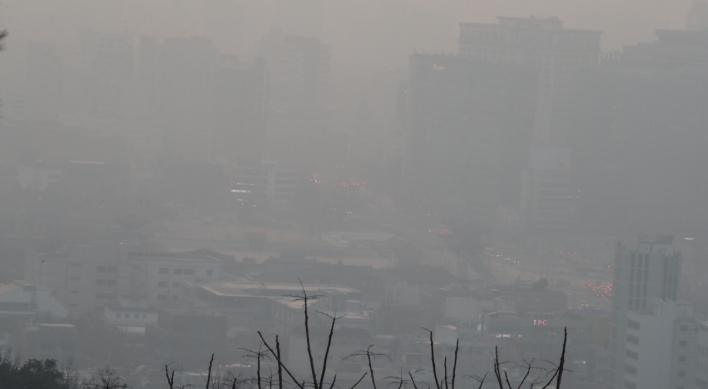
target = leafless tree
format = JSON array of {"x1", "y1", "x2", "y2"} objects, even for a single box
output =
[
  {"x1": 81, "y1": 366, "x2": 128, "y2": 389},
  {"x1": 171, "y1": 283, "x2": 569, "y2": 389},
  {"x1": 343, "y1": 345, "x2": 390, "y2": 389},
  {"x1": 257, "y1": 282, "x2": 369, "y2": 389}
]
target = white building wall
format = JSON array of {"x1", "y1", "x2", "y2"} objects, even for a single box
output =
[
  {"x1": 624, "y1": 300, "x2": 696, "y2": 389},
  {"x1": 697, "y1": 322, "x2": 708, "y2": 389}
]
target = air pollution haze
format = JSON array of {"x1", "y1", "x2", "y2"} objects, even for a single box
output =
[{"x1": 0, "y1": 1, "x2": 707, "y2": 389}]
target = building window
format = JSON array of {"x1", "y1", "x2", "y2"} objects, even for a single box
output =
[
  {"x1": 625, "y1": 349, "x2": 638, "y2": 360},
  {"x1": 97, "y1": 265, "x2": 118, "y2": 273},
  {"x1": 184, "y1": 269, "x2": 195, "y2": 275},
  {"x1": 173, "y1": 269, "x2": 184, "y2": 275},
  {"x1": 158, "y1": 268, "x2": 169, "y2": 274},
  {"x1": 627, "y1": 319, "x2": 640, "y2": 330},
  {"x1": 134, "y1": 314, "x2": 139, "y2": 319},
  {"x1": 624, "y1": 365, "x2": 637, "y2": 376},
  {"x1": 623, "y1": 380, "x2": 636, "y2": 389},
  {"x1": 627, "y1": 335, "x2": 639, "y2": 345},
  {"x1": 158, "y1": 281, "x2": 168, "y2": 288}
]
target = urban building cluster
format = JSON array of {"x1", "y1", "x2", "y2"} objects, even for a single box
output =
[{"x1": 2, "y1": 2, "x2": 708, "y2": 389}]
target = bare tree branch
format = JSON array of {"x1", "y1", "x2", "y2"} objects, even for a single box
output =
[
  {"x1": 451, "y1": 340, "x2": 458, "y2": 389},
  {"x1": 408, "y1": 372, "x2": 420, "y2": 389},
  {"x1": 555, "y1": 328, "x2": 567, "y2": 389},
  {"x1": 166, "y1": 365, "x2": 175, "y2": 389},
  {"x1": 422, "y1": 329, "x2": 441, "y2": 389},
  {"x1": 207, "y1": 354, "x2": 214, "y2": 389},
  {"x1": 276, "y1": 335, "x2": 283, "y2": 389},
  {"x1": 258, "y1": 331, "x2": 305, "y2": 389},
  {"x1": 318, "y1": 311, "x2": 344, "y2": 389},
  {"x1": 443, "y1": 357, "x2": 448, "y2": 389},
  {"x1": 348, "y1": 372, "x2": 368, "y2": 389},
  {"x1": 343, "y1": 345, "x2": 388, "y2": 389}
]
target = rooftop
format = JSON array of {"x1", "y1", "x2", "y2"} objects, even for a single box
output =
[{"x1": 193, "y1": 281, "x2": 360, "y2": 298}]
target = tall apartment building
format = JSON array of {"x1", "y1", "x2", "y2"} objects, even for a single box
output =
[
  {"x1": 697, "y1": 321, "x2": 708, "y2": 389},
  {"x1": 24, "y1": 42, "x2": 62, "y2": 124},
  {"x1": 79, "y1": 29, "x2": 134, "y2": 118},
  {"x1": 458, "y1": 17, "x2": 600, "y2": 231},
  {"x1": 458, "y1": 16, "x2": 601, "y2": 147},
  {"x1": 24, "y1": 246, "x2": 224, "y2": 316},
  {"x1": 623, "y1": 300, "x2": 697, "y2": 389},
  {"x1": 402, "y1": 54, "x2": 536, "y2": 223},
  {"x1": 609, "y1": 235, "x2": 682, "y2": 389},
  {"x1": 572, "y1": 29, "x2": 708, "y2": 235},
  {"x1": 258, "y1": 28, "x2": 331, "y2": 169}
]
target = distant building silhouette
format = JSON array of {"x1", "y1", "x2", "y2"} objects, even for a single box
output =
[
  {"x1": 402, "y1": 53, "x2": 536, "y2": 224},
  {"x1": 688, "y1": 1, "x2": 708, "y2": 31},
  {"x1": 458, "y1": 16, "x2": 600, "y2": 232},
  {"x1": 258, "y1": 28, "x2": 331, "y2": 169}
]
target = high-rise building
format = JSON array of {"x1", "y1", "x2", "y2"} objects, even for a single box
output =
[
  {"x1": 697, "y1": 321, "x2": 708, "y2": 389},
  {"x1": 79, "y1": 29, "x2": 134, "y2": 118},
  {"x1": 402, "y1": 54, "x2": 536, "y2": 224},
  {"x1": 609, "y1": 235, "x2": 682, "y2": 389},
  {"x1": 24, "y1": 42, "x2": 62, "y2": 124},
  {"x1": 572, "y1": 29, "x2": 708, "y2": 235},
  {"x1": 458, "y1": 16, "x2": 601, "y2": 147},
  {"x1": 458, "y1": 17, "x2": 600, "y2": 232},
  {"x1": 258, "y1": 28, "x2": 331, "y2": 169},
  {"x1": 687, "y1": 1, "x2": 708, "y2": 31},
  {"x1": 623, "y1": 300, "x2": 697, "y2": 389}
]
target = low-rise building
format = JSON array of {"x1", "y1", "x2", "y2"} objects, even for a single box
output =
[
  {"x1": 21, "y1": 323, "x2": 77, "y2": 361},
  {"x1": 0, "y1": 281, "x2": 68, "y2": 321},
  {"x1": 103, "y1": 296, "x2": 159, "y2": 334},
  {"x1": 183, "y1": 281, "x2": 367, "y2": 336},
  {"x1": 24, "y1": 245, "x2": 226, "y2": 315}
]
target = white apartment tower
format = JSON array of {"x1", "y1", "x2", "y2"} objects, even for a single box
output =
[
  {"x1": 623, "y1": 300, "x2": 697, "y2": 389},
  {"x1": 609, "y1": 235, "x2": 682, "y2": 389}
]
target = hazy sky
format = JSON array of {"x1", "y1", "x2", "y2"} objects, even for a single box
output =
[{"x1": 0, "y1": 0, "x2": 695, "y2": 88}]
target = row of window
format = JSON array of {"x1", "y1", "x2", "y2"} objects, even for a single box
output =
[
  {"x1": 157, "y1": 281, "x2": 181, "y2": 288},
  {"x1": 96, "y1": 279, "x2": 117, "y2": 286},
  {"x1": 156, "y1": 294, "x2": 179, "y2": 301},
  {"x1": 96, "y1": 293, "x2": 116, "y2": 300},
  {"x1": 114, "y1": 312, "x2": 148, "y2": 319},
  {"x1": 158, "y1": 268, "x2": 211, "y2": 276},
  {"x1": 97, "y1": 265, "x2": 119, "y2": 273}
]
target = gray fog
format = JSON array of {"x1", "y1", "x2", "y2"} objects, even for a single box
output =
[{"x1": 0, "y1": 2, "x2": 706, "y2": 389}]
